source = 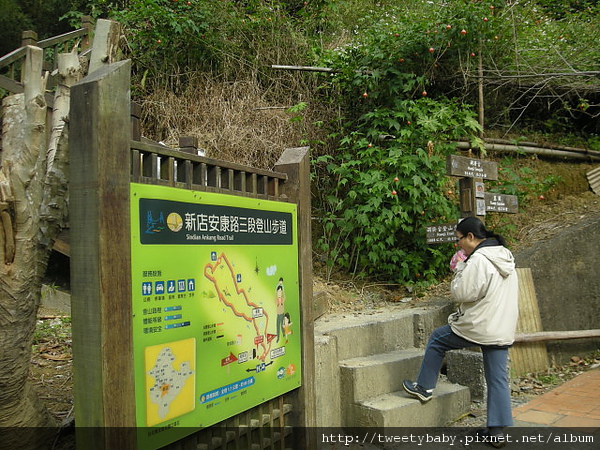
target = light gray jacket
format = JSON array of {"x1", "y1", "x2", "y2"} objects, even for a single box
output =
[{"x1": 449, "y1": 244, "x2": 519, "y2": 346}]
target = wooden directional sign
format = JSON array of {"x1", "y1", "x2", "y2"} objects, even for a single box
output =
[
  {"x1": 426, "y1": 222, "x2": 458, "y2": 244},
  {"x1": 484, "y1": 192, "x2": 519, "y2": 213},
  {"x1": 447, "y1": 154, "x2": 498, "y2": 180}
]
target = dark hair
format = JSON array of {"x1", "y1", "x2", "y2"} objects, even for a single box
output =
[{"x1": 456, "y1": 217, "x2": 506, "y2": 246}]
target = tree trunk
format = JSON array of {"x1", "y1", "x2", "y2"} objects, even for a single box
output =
[{"x1": 0, "y1": 44, "x2": 79, "y2": 449}]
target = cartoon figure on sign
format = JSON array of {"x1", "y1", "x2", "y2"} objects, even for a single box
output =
[
  {"x1": 275, "y1": 277, "x2": 285, "y2": 343},
  {"x1": 283, "y1": 313, "x2": 293, "y2": 344}
]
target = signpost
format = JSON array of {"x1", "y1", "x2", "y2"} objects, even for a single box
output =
[
  {"x1": 447, "y1": 153, "x2": 518, "y2": 219},
  {"x1": 446, "y1": 154, "x2": 498, "y2": 180},
  {"x1": 426, "y1": 223, "x2": 458, "y2": 244},
  {"x1": 427, "y1": 154, "x2": 519, "y2": 244},
  {"x1": 484, "y1": 192, "x2": 519, "y2": 214}
]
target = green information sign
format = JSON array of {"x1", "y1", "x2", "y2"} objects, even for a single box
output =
[{"x1": 130, "y1": 183, "x2": 301, "y2": 449}]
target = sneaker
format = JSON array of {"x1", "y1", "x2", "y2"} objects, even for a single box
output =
[{"x1": 402, "y1": 380, "x2": 432, "y2": 403}]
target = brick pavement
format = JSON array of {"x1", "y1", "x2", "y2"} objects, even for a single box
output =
[{"x1": 513, "y1": 368, "x2": 600, "y2": 433}]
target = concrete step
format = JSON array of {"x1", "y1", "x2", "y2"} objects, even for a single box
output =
[
  {"x1": 315, "y1": 309, "x2": 416, "y2": 360},
  {"x1": 314, "y1": 301, "x2": 461, "y2": 428},
  {"x1": 346, "y1": 381, "x2": 471, "y2": 429},
  {"x1": 315, "y1": 303, "x2": 453, "y2": 360},
  {"x1": 340, "y1": 348, "x2": 424, "y2": 404}
]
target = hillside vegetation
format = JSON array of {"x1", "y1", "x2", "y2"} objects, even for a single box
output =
[{"x1": 5, "y1": 0, "x2": 600, "y2": 286}]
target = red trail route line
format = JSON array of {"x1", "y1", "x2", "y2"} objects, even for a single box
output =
[{"x1": 204, "y1": 253, "x2": 272, "y2": 361}]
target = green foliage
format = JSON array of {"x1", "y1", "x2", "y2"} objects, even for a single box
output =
[
  {"x1": 489, "y1": 156, "x2": 561, "y2": 206},
  {"x1": 315, "y1": 94, "x2": 481, "y2": 283},
  {"x1": 16, "y1": 0, "x2": 89, "y2": 39},
  {"x1": 102, "y1": 0, "x2": 214, "y2": 90},
  {"x1": 587, "y1": 135, "x2": 600, "y2": 152},
  {"x1": 78, "y1": 0, "x2": 320, "y2": 92},
  {"x1": 15, "y1": 0, "x2": 595, "y2": 287},
  {"x1": 536, "y1": 0, "x2": 598, "y2": 19},
  {"x1": 322, "y1": 1, "x2": 511, "y2": 105},
  {"x1": 311, "y1": 2, "x2": 495, "y2": 284},
  {"x1": 0, "y1": 0, "x2": 33, "y2": 55}
]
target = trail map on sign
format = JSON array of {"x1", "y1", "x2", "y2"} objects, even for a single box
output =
[
  {"x1": 131, "y1": 184, "x2": 301, "y2": 450},
  {"x1": 204, "y1": 253, "x2": 277, "y2": 362}
]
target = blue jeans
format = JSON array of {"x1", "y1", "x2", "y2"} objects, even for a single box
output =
[{"x1": 416, "y1": 324, "x2": 513, "y2": 427}]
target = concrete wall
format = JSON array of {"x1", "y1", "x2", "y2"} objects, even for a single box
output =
[
  {"x1": 514, "y1": 211, "x2": 600, "y2": 363},
  {"x1": 40, "y1": 284, "x2": 71, "y2": 315}
]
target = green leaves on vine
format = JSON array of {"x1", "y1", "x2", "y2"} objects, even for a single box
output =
[{"x1": 315, "y1": 97, "x2": 481, "y2": 284}]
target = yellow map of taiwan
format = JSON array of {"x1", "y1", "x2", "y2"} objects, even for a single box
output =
[{"x1": 145, "y1": 338, "x2": 196, "y2": 426}]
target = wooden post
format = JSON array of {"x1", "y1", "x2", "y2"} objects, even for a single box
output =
[
  {"x1": 88, "y1": 19, "x2": 122, "y2": 74},
  {"x1": 70, "y1": 60, "x2": 136, "y2": 449},
  {"x1": 459, "y1": 176, "x2": 485, "y2": 219},
  {"x1": 477, "y1": 40, "x2": 485, "y2": 137},
  {"x1": 179, "y1": 135, "x2": 199, "y2": 154},
  {"x1": 131, "y1": 101, "x2": 141, "y2": 141},
  {"x1": 23, "y1": 46, "x2": 44, "y2": 107},
  {"x1": 509, "y1": 268, "x2": 549, "y2": 376},
  {"x1": 274, "y1": 147, "x2": 317, "y2": 448},
  {"x1": 447, "y1": 154, "x2": 498, "y2": 220},
  {"x1": 20, "y1": 30, "x2": 38, "y2": 47},
  {"x1": 81, "y1": 15, "x2": 94, "y2": 52}
]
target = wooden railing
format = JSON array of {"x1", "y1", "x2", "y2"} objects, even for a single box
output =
[
  {"x1": 130, "y1": 140, "x2": 288, "y2": 198},
  {"x1": 130, "y1": 103, "x2": 288, "y2": 198},
  {"x1": 0, "y1": 16, "x2": 94, "y2": 103}
]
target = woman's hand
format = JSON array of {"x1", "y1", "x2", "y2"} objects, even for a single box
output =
[{"x1": 450, "y1": 249, "x2": 467, "y2": 271}]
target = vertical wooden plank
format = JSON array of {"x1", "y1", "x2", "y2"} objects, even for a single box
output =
[
  {"x1": 278, "y1": 396, "x2": 285, "y2": 450},
  {"x1": 509, "y1": 268, "x2": 549, "y2": 376},
  {"x1": 235, "y1": 170, "x2": 246, "y2": 192},
  {"x1": 131, "y1": 101, "x2": 141, "y2": 141},
  {"x1": 274, "y1": 147, "x2": 316, "y2": 448},
  {"x1": 207, "y1": 165, "x2": 219, "y2": 188},
  {"x1": 160, "y1": 155, "x2": 175, "y2": 185},
  {"x1": 200, "y1": 162, "x2": 208, "y2": 186},
  {"x1": 268, "y1": 401, "x2": 275, "y2": 449},
  {"x1": 258, "y1": 404, "x2": 265, "y2": 449},
  {"x1": 225, "y1": 168, "x2": 233, "y2": 190},
  {"x1": 260, "y1": 175, "x2": 268, "y2": 196},
  {"x1": 232, "y1": 415, "x2": 241, "y2": 450},
  {"x1": 141, "y1": 151, "x2": 157, "y2": 179},
  {"x1": 150, "y1": 153, "x2": 159, "y2": 181},
  {"x1": 215, "y1": 166, "x2": 222, "y2": 189},
  {"x1": 131, "y1": 149, "x2": 140, "y2": 182},
  {"x1": 70, "y1": 60, "x2": 136, "y2": 448},
  {"x1": 184, "y1": 159, "x2": 193, "y2": 189},
  {"x1": 23, "y1": 46, "x2": 43, "y2": 105},
  {"x1": 80, "y1": 15, "x2": 94, "y2": 52}
]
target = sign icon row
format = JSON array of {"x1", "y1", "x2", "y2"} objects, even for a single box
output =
[{"x1": 142, "y1": 279, "x2": 196, "y2": 296}]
